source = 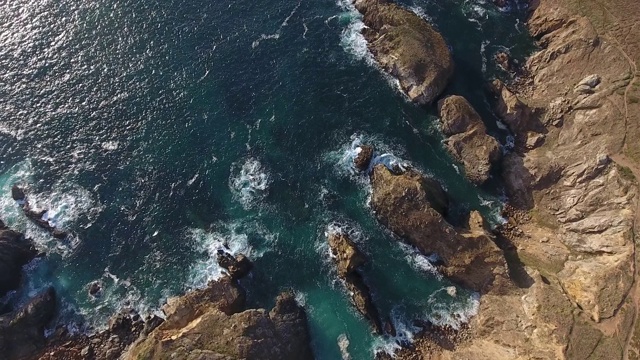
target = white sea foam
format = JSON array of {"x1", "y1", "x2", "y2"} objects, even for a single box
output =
[
  {"x1": 229, "y1": 158, "x2": 270, "y2": 209},
  {"x1": 372, "y1": 309, "x2": 419, "y2": 357},
  {"x1": 252, "y1": 1, "x2": 301, "y2": 48},
  {"x1": 397, "y1": 243, "x2": 442, "y2": 279},
  {"x1": 0, "y1": 160, "x2": 103, "y2": 257},
  {"x1": 338, "y1": 333, "x2": 352, "y2": 360},
  {"x1": 409, "y1": 6, "x2": 433, "y2": 22},
  {"x1": 187, "y1": 222, "x2": 274, "y2": 289},
  {"x1": 425, "y1": 288, "x2": 480, "y2": 330}
]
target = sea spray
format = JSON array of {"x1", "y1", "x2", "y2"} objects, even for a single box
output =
[{"x1": 229, "y1": 158, "x2": 270, "y2": 210}]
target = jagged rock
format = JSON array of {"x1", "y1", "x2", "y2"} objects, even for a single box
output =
[
  {"x1": 370, "y1": 165, "x2": 507, "y2": 292},
  {"x1": 495, "y1": 51, "x2": 511, "y2": 71},
  {"x1": 88, "y1": 281, "x2": 103, "y2": 298},
  {"x1": 492, "y1": 79, "x2": 534, "y2": 135},
  {"x1": 327, "y1": 230, "x2": 382, "y2": 334},
  {"x1": 354, "y1": 0, "x2": 454, "y2": 104},
  {"x1": 125, "y1": 279, "x2": 314, "y2": 360},
  {"x1": 354, "y1": 145, "x2": 374, "y2": 172},
  {"x1": 0, "y1": 228, "x2": 38, "y2": 297},
  {"x1": 0, "y1": 287, "x2": 56, "y2": 360},
  {"x1": 438, "y1": 95, "x2": 501, "y2": 184},
  {"x1": 216, "y1": 251, "x2": 253, "y2": 280},
  {"x1": 327, "y1": 231, "x2": 366, "y2": 277},
  {"x1": 11, "y1": 185, "x2": 25, "y2": 201}
]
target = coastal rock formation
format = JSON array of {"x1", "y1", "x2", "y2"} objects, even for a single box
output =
[
  {"x1": 353, "y1": 145, "x2": 374, "y2": 172},
  {"x1": 124, "y1": 277, "x2": 314, "y2": 360},
  {"x1": 438, "y1": 95, "x2": 501, "y2": 184},
  {"x1": 327, "y1": 230, "x2": 383, "y2": 334},
  {"x1": 217, "y1": 250, "x2": 253, "y2": 280},
  {"x1": 370, "y1": 164, "x2": 507, "y2": 293},
  {"x1": 37, "y1": 309, "x2": 163, "y2": 360},
  {"x1": 0, "y1": 225, "x2": 38, "y2": 297},
  {"x1": 0, "y1": 287, "x2": 56, "y2": 360},
  {"x1": 354, "y1": 0, "x2": 454, "y2": 104},
  {"x1": 11, "y1": 185, "x2": 68, "y2": 239},
  {"x1": 395, "y1": 0, "x2": 640, "y2": 358}
]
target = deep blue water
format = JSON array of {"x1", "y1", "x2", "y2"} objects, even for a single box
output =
[{"x1": 0, "y1": 0, "x2": 532, "y2": 358}]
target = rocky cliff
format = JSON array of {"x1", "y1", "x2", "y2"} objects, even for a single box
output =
[{"x1": 392, "y1": 0, "x2": 640, "y2": 358}]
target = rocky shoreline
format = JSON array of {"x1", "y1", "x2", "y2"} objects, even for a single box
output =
[
  {"x1": 356, "y1": 0, "x2": 640, "y2": 358},
  {"x1": 1, "y1": 0, "x2": 638, "y2": 358}
]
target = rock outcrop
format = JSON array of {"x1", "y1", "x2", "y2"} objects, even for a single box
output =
[
  {"x1": 394, "y1": 0, "x2": 640, "y2": 357},
  {"x1": 354, "y1": 0, "x2": 454, "y2": 104},
  {"x1": 0, "y1": 287, "x2": 56, "y2": 360},
  {"x1": 0, "y1": 225, "x2": 38, "y2": 297},
  {"x1": 124, "y1": 277, "x2": 314, "y2": 360},
  {"x1": 327, "y1": 230, "x2": 383, "y2": 334},
  {"x1": 438, "y1": 95, "x2": 502, "y2": 184},
  {"x1": 217, "y1": 250, "x2": 253, "y2": 280},
  {"x1": 11, "y1": 185, "x2": 68, "y2": 239},
  {"x1": 37, "y1": 309, "x2": 163, "y2": 360},
  {"x1": 354, "y1": 145, "x2": 374, "y2": 172},
  {"x1": 370, "y1": 164, "x2": 507, "y2": 293}
]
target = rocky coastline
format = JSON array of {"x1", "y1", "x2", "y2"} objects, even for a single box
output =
[{"x1": 1, "y1": 0, "x2": 639, "y2": 358}]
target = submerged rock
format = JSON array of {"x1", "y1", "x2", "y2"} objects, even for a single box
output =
[
  {"x1": 370, "y1": 165, "x2": 507, "y2": 292},
  {"x1": 125, "y1": 278, "x2": 314, "y2": 360},
  {"x1": 354, "y1": 0, "x2": 454, "y2": 104},
  {"x1": 438, "y1": 95, "x2": 501, "y2": 184},
  {"x1": 327, "y1": 231, "x2": 383, "y2": 334},
  {"x1": 0, "y1": 227, "x2": 38, "y2": 297},
  {"x1": 0, "y1": 287, "x2": 56, "y2": 360}
]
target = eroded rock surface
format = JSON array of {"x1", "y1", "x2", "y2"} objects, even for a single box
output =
[
  {"x1": 327, "y1": 230, "x2": 382, "y2": 334},
  {"x1": 354, "y1": 0, "x2": 454, "y2": 104},
  {"x1": 370, "y1": 165, "x2": 507, "y2": 293},
  {"x1": 438, "y1": 95, "x2": 501, "y2": 184},
  {"x1": 124, "y1": 277, "x2": 314, "y2": 360},
  {"x1": 0, "y1": 287, "x2": 56, "y2": 360}
]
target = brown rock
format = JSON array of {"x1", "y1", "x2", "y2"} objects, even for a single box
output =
[
  {"x1": 327, "y1": 231, "x2": 366, "y2": 277},
  {"x1": 327, "y1": 230, "x2": 383, "y2": 334},
  {"x1": 216, "y1": 251, "x2": 253, "y2": 280},
  {"x1": 492, "y1": 79, "x2": 533, "y2": 135},
  {"x1": 354, "y1": 0, "x2": 454, "y2": 104},
  {"x1": 354, "y1": 145, "x2": 374, "y2": 172},
  {"x1": 125, "y1": 286, "x2": 314, "y2": 360},
  {"x1": 438, "y1": 95, "x2": 501, "y2": 184},
  {"x1": 370, "y1": 165, "x2": 507, "y2": 292}
]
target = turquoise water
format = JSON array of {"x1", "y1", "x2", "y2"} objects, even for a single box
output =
[{"x1": 0, "y1": 0, "x2": 532, "y2": 358}]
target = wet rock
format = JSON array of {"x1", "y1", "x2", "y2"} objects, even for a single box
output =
[
  {"x1": 216, "y1": 250, "x2": 253, "y2": 280},
  {"x1": 0, "y1": 287, "x2": 56, "y2": 360},
  {"x1": 354, "y1": 145, "x2": 374, "y2": 172},
  {"x1": 354, "y1": 0, "x2": 454, "y2": 104},
  {"x1": 327, "y1": 230, "x2": 383, "y2": 334},
  {"x1": 438, "y1": 95, "x2": 501, "y2": 184},
  {"x1": 495, "y1": 51, "x2": 511, "y2": 71},
  {"x1": 88, "y1": 281, "x2": 103, "y2": 298},
  {"x1": 0, "y1": 228, "x2": 38, "y2": 297},
  {"x1": 11, "y1": 184, "x2": 26, "y2": 201},
  {"x1": 384, "y1": 318, "x2": 397, "y2": 337}
]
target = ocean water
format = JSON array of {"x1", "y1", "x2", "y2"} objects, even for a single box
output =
[{"x1": 0, "y1": 0, "x2": 532, "y2": 358}]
